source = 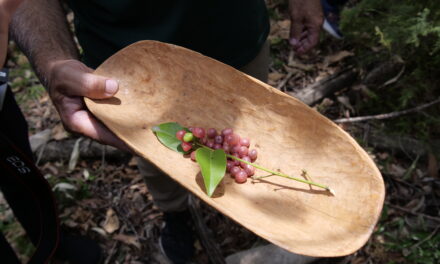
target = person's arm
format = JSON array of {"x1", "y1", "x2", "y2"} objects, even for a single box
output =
[
  {"x1": 0, "y1": 19, "x2": 8, "y2": 67},
  {"x1": 11, "y1": 0, "x2": 130, "y2": 152},
  {"x1": 0, "y1": 0, "x2": 24, "y2": 67},
  {"x1": 10, "y1": 0, "x2": 78, "y2": 84},
  {"x1": 288, "y1": 0, "x2": 324, "y2": 55}
]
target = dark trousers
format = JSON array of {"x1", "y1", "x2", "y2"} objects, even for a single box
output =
[{"x1": 0, "y1": 88, "x2": 40, "y2": 263}]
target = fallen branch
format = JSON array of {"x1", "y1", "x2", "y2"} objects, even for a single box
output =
[
  {"x1": 290, "y1": 67, "x2": 358, "y2": 105},
  {"x1": 334, "y1": 97, "x2": 440, "y2": 123},
  {"x1": 34, "y1": 138, "x2": 131, "y2": 163}
]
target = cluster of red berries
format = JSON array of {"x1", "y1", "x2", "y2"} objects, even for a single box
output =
[{"x1": 175, "y1": 127, "x2": 258, "y2": 183}]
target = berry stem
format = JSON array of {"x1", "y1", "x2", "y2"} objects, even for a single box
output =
[{"x1": 195, "y1": 142, "x2": 333, "y2": 193}]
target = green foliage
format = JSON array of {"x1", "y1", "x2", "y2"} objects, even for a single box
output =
[
  {"x1": 342, "y1": 0, "x2": 440, "y2": 56},
  {"x1": 195, "y1": 148, "x2": 226, "y2": 197},
  {"x1": 340, "y1": 0, "x2": 440, "y2": 139},
  {"x1": 376, "y1": 216, "x2": 440, "y2": 264},
  {"x1": 152, "y1": 122, "x2": 186, "y2": 153},
  {"x1": 152, "y1": 122, "x2": 227, "y2": 197}
]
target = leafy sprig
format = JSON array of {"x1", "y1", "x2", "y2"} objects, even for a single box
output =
[{"x1": 152, "y1": 122, "x2": 334, "y2": 197}]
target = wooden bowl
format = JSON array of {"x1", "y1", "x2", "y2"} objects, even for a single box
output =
[{"x1": 85, "y1": 40, "x2": 385, "y2": 257}]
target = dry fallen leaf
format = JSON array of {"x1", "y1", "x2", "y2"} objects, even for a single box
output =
[
  {"x1": 102, "y1": 208, "x2": 120, "y2": 234},
  {"x1": 128, "y1": 157, "x2": 138, "y2": 167},
  {"x1": 288, "y1": 53, "x2": 315, "y2": 72},
  {"x1": 269, "y1": 19, "x2": 290, "y2": 40},
  {"x1": 268, "y1": 72, "x2": 285, "y2": 85},
  {"x1": 52, "y1": 123, "x2": 68, "y2": 140},
  {"x1": 29, "y1": 128, "x2": 52, "y2": 152},
  {"x1": 324, "y1": 50, "x2": 354, "y2": 65},
  {"x1": 388, "y1": 163, "x2": 406, "y2": 178},
  {"x1": 91, "y1": 227, "x2": 107, "y2": 237},
  {"x1": 68, "y1": 137, "x2": 83, "y2": 172},
  {"x1": 113, "y1": 234, "x2": 141, "y2": 249}
]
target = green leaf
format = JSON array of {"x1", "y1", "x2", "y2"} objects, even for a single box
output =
[
  {"x1": 152, "y1": 122, "x2": 185, "y2": 153},
  {"x1": 196, "y1": 148, "x2": 227, "y2": 197}
]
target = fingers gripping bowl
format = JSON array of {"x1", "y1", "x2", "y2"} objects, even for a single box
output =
[{"x1": 85, "y1": 40, "x2": 385, "y2": 257}]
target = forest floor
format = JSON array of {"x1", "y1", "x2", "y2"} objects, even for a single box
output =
[{"x1": 1, "y1": 2, "x2": 439, "y2": 264}]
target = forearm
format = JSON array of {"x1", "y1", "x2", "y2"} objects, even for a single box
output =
[
  {"x1": 0, "y1": 9, "x2": 11, "y2": 67},
  {"x1": 10, "y1": 0, "x2": 79, "y2": 87},
  {"x1": 0, "y1": 29, "x2": 7, "y2": 67}
]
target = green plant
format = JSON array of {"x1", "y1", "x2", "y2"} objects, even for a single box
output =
[
  {"x1": 340, "y1": 0, "x2": 440, "y2": 139},
  {"x1": 376, "y1": 217, "x2": 440, "y2": 264},
  {"x1": 152, "y1": 122, "x2": 332, "y2": 196}
]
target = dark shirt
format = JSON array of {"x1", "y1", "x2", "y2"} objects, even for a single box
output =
[{"x1": 67, "y1": 0, "x2": 270, "y2": 69}]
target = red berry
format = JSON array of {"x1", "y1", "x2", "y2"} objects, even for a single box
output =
[
  {"x1": 240, "y1": 138, "x2": 250, "y2": 147},
  {"x1": 230, "y1": 166, "x2": 241, "y2": 177},
  {"x1": 214, "y1": 143, "x2": 222, "y2": 150},
  {"x1": 214, "y1": 135, "x2": 223, "y2": 144},
  {"x1": 222, "y1": 142, "x2": 231, "y2": 153},
  {"x1": 193, "y1": 127, "x2": 205, "y2": 138},
  {"x1": 221, "y1": 128, "x2": 233, "y2": 136},
  {"x1": 249, "y1": 149, "x2": 258, "y2": 161},
  {"x1": 181, "y1": 142, "x2": 192, "y2": 152},
  {"x1": 225, "y1": 133, "x2": 240, "y2": 146},
  {"x1": 207, "y1": 128, "x2": 217, "y2": 138},
  {"x1": 176, "y1": 130, "x2": 186, "y2": 141},
  {"x1": 232, "y1": 145, "x2": 241, "y2": 153},
  {"x1": 238, "y1": 146, "x2": 249, "y2": 157},
  {"x1": 206, "y1": 140, "x2": 214, "y2": 148},
  {"x1": 190, "y1": 151, "x2": 197, "y2": 161},
  {"x1": 226, "y1": 160, "x2": 235, "y2": 172},
  {"x1": 235, "y1": 170, "x2": 247, "y2": 183},
  {"x1": 244, "y1": 164, "x2": 255, "y2": 176},
  {"x1": 240, "y1": 156, "x2": 251, "y2": 168}
]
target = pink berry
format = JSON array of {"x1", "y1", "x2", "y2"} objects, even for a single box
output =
[
  {"x1": 226, "y1": 160, "x2": 235, "y2": 172},
  {"x1": 214, "y1": 143, "x2": 222, "y2": 150},
  {"x1": 214, "y1": 135, "x2": 223, "y2": 144},
  {"x1": 222, "y1": 143, "x2": 231, "y2": 153},
  {"x1": 232, "y1": 145, "x2": 241, "y2": 153},
  {"x1": 176, "y1": 130, "x2": 186, "y2": 141},
  {"x1": 188, "y1": 127, "x2": 194, "y2": 132},
  {"x1": 200, "y1": 137, "x2": 207, "y2": 145},
  {"x1": 206, "y1": 140, "x2": 214, "y2": 148},
  {"x1": 207, "y1": 128, "x2": 217, "y2": 138},
  {"x1": 240, "y1": 138, "x2": 250, "y2": 147},
  {"x1": 193, "y1": 127, "x2": 205, "y2": 138},
  {"x1": 190, "y1": 151, "x2": 197, "y2": 162},
  {"x1": 181, "y1": 142, "x2": 192, "y2": 152},
  {"x1": 249, "y1": 149, "x2": 258, "y2": 161},
  {"x1": 221, "y1": 128, "x2": 233, "y2": 136},
  {"x1": 235, "y1": 170, "x2": 247, "y2": 183},
  {"x1": 240, "y1": 156, "x2": 251, "y2": 168},
  {"x1": 238, "y1": 146, "x2": 249, "y2": 157},
  {"x1": 225, "y1": 133, "x2": 240, "y2": 146},
  {"x1": 244, "y1": 164, "x2": 255, "y2": 176},
  {"x1": 230, "y1": 166, "x2": 241, "y2": 177}
]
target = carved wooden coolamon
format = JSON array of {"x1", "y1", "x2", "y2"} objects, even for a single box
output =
[{"x1": 85, "y1": 41, "x2": 385, "y2": 257}]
